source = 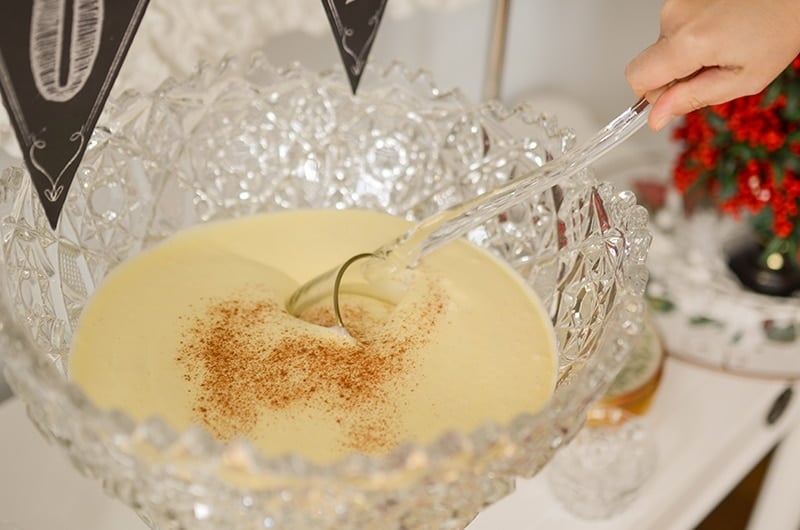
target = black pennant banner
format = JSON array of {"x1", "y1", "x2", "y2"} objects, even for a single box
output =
[
  {"x1": 0, "y1": 0, "x2": 149, "y2": 229},
  {"x1": 321, "y1": 0, "x2": 388, "y2": 94}
]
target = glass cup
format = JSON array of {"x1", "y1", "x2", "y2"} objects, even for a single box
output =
[{"x1": 547, "y1": 407, "x2": 657, "y2": 520}]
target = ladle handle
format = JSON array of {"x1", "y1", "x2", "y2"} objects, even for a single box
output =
[
  {"x1": 381, "y1": 98, "x2": 651, "y2": 266},
  {"x1": 285, "y1": 98, "x2": 650, "y2": 317}
]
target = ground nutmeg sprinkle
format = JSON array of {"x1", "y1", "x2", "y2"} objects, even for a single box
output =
[{"x1": 177, "y1": 280, "x2": 445, "y2": 455}]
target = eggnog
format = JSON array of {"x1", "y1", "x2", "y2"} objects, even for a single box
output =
[{"x1": 70, "y1": 209, "x2": 557, "y2": 463}]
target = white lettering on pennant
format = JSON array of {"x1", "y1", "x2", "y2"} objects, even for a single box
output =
[{"x1": 30, "y1": 0, "x2": 103, "y2": 102}]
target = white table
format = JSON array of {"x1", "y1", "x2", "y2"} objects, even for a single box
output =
[
  {"x1": 471, "y1": 359, "x2": 799, "y2": 530},
  {"x1": 1, "y1": 356, "x2": 798, "y2": 530}
]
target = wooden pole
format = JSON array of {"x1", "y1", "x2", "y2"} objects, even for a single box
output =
[{"x1": 483, "y1": 0, "x2": 511, "y2": 101}]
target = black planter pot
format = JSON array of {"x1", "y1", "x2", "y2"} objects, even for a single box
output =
[{"x1": 727, "y1": 242, "x2": 800, "y2": 297}]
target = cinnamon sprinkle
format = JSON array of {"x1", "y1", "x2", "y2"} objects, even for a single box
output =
[{"x1": 177, "y1": 278, "x2": 446, "y2": 455}]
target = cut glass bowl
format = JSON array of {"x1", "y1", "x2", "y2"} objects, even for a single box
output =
[{"x1": 0, "y1": 57, "x2": 650, "y2": 529}]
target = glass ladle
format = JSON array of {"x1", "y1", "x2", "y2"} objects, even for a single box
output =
[{"x1": 286, "y1": 97, "x2": 651, "y2": 331}]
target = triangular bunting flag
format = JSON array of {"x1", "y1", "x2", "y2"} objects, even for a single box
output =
[
  {"x1": 321, "y1": 0, "x2": 388, "y2": 94},
  {"x1": 0, "y1": 0, "x2": 150, "y2": 229}
]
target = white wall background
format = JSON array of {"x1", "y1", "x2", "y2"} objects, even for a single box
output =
[
  {"x1": 267, "y1": 1, "x2": 661, "y2": 114},
  {"x1": 1, "y1": 0, "x2": 675, "y2": 169}
]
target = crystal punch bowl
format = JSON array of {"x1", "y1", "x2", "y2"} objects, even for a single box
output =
[{"x1": 0, "y1": 58, "x2": 650, "y2": 529}]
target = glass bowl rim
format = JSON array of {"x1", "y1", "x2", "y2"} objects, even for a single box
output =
[{"x1": 0, "y1": 56, "x2": 650, "y2": 484}]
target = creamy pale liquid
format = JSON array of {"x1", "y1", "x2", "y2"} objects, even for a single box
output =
[{"x1": 70, "y1": 209, "x2": 557, "y2": 463}]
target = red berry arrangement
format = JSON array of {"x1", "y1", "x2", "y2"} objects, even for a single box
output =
[{"x1": 672, "y1": 56, "x2": 800, "y2": 264}]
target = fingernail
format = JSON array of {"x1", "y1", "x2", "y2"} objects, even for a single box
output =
[{"x1": 652, "y1": 113, "x2": 673, "y2": 131}]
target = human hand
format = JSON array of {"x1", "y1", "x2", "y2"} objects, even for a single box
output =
[{"x1": 626, "y1": 0, "x2": 800, "y2": 131}]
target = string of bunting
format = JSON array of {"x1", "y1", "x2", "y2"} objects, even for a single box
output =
[{"x1": 0, "y1": 0, "x2": 387, "y2": 229}]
